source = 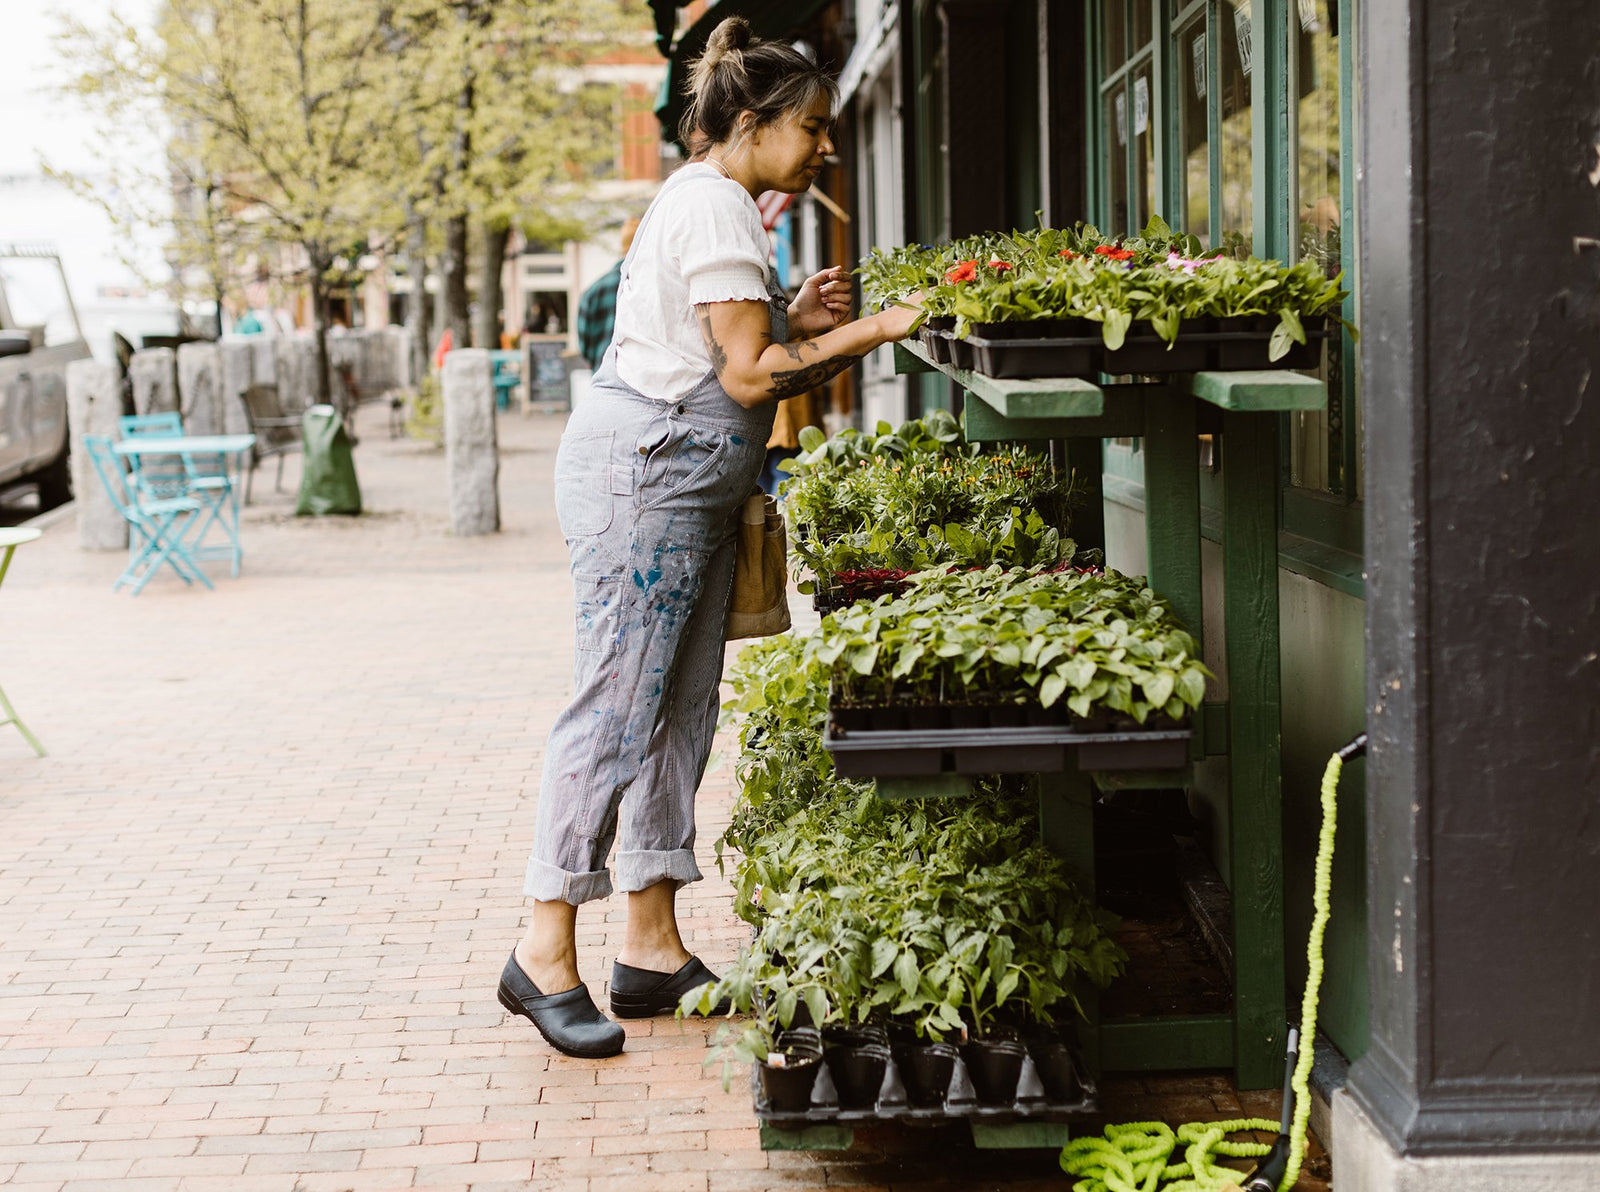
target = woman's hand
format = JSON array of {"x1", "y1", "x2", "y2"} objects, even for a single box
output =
[
  {"x1": 871, "y1": 291, "x2": 926, "y2": 343},
  {"x1": 787, "y1": 265, "x2": 853, "y2": 338}
]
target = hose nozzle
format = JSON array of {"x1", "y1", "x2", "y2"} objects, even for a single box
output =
[{"x1": 1241, "y1": 1133, "x2": 1294, "y2": 1192}]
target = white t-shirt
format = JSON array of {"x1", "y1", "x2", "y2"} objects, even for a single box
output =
[{"x1": 613, "y1": 163, "x2": 773, "y2": 401}]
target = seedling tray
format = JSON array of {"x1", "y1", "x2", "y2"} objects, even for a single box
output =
[
  {"x1": 965, "y1": 333, "x2": 1099, "y2": 379},
  {"x1": 824, "y1": 722, "x2": 1192, "y2": 776},
  {"x1": 752, "y1": 1037, "x2": 1097, "y2": 1131},
  {"x1": 942, "y1": 314, "x2": 1335, "y2": 380}
]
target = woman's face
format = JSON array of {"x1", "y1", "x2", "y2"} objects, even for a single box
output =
[{"x1": 748, "y1": 95, "x2": 834, "y2": 194}]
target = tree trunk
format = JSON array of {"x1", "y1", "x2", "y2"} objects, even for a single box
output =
[
  {"x1": 307, "y1": 243, "x2": 332, "y2": 405},
  {"x1": 444, "y1": 213, "x2": 471, "y2": 350},
  {"x1": 404, "y1": 208, "x2": 431, "y2": 383},
  {"x1": 477, "y1": 222, "x2": 510, "y2": 351}
]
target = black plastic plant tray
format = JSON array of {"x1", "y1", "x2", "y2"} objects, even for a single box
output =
[
  {"x1": 921, "y1": 326, "x2": 955, "y2": 365},
  {"x1": 751, "y1": 1041, "x2": 1097, "y2": 1130},
  {"x1": 823, "y1": 723, "x2": 1192, "y2": 776},
  {"x1": 1208, "y1": 314, "x2": 1333, "y2": 370},
  {"x1": 1100, "y1": 335, "x2": 1210, "y2": 375},
  {"x1": 964, "y1": 333, "x2": 1099, "y2": 380}
]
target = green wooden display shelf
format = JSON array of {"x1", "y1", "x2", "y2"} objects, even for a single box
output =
[{"x1": 893, "y1": 337, "x2": 1327, "y2": 1091}]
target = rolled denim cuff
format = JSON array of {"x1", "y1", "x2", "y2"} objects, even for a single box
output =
[
  {"x1": 523, "y1": 856, "x2": 614, "y2": 905},
  {"x1": 613, "y1": 848, "x2": 703, "y2": 894}
]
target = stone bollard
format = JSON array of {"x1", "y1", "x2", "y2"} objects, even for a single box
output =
[
  {"x1": 274, "y1": 336, "x2": 317, "y2": 413},
  {"x1": 249, "y1": 336, "x2": 276, "y2": 397},
  {"x1": 390, "y1": 325, "x2": 415, "y2": 390},
  {"x1": 442, "y1": 349, "x2": 500, "y2": 536},
  {"x1": 66, "y1": 358, "x2": 128, "y2": 550},
  {"x1": 177, "y1": 342, "x2": 223, "y2": 434},
  {"x1": 129, "y1": 347, "x2": 178, "y2": 415},
  {"x1": 220, "y1": 341, "x2": 254, "y2": 436}
]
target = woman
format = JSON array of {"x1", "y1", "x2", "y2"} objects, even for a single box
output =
[{"x1": 498, "y1": 16, "x2": 922, "y2": 1058}]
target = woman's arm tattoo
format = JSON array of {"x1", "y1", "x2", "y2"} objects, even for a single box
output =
[
  {"x1": 766, "y1": 354, "x2": 858, "y2": 399},
  {"x1": 696, "y1": 308, "x2": 730, "y2": 380}
]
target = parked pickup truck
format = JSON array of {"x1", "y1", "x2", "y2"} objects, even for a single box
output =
[{"x1": 0, "y1": 245, "x2": 91, "y2": 506}]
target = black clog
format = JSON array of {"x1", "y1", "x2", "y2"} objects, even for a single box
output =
[
  {"x1": 609, "y1": 955, "x2": 730, "y2": 1019},
  {"x1": 497, "y1": 953, "x2": 625, "y2": 1058}
]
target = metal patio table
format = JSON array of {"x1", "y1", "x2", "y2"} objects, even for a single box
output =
[{"x1": 113, "y1": 433, "x2": 257, "y2": 577}]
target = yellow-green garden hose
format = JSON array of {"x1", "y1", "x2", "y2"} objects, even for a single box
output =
[{"x1": 1061, "y1": 739, "x2": 1359, "y2": 1192}]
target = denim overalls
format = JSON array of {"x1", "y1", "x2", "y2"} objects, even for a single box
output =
[{"x1": 526, "y1": 177, "x2": 782, "y2": 904}]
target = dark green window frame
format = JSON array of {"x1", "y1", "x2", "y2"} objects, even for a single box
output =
[{"x1": 1089, "y1": 0, "x2": 1364, "y2": 594}]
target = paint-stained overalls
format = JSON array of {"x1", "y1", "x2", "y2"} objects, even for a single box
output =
[{"x1": 526, "y1": 180, "x2": 781, "y2": 904}]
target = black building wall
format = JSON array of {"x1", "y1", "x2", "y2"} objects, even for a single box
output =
[{"x1": 1355, "y1": 0, "x2": 1600, "y2": 1153}]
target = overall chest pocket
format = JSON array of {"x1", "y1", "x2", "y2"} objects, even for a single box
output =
[{"x1": 555, "y1": 429, "x2": 633, "y2": 538}]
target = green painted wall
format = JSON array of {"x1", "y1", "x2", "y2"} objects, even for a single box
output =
[{"x1": 1103, "y1": 480, "x2": 1369, "y2": 1060}]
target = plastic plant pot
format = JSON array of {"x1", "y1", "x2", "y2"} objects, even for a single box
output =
[
  {"x1": 1025, "y1": 1038, "x2": 1082, "y2": 1103},
  {"x1": 947, "y1": 705, "x2": 989, "y2": 729},
  {"x1": 960, "y1": 1038, "x2": 1029, "y2": 1105},
  {"x1": 895, "y1": 1041, "x2": 961, "y2": 1108},
  {"x1": 904, "y1": 704, "x2": 949, "y2": 730},
  {"x1": 988, "y1": 704, "x2": 1029, "y2": 728},
  {"x1": 822, "y1": 1027, "x2": 892, "y2": 1110},
  {"x1": 830, "y1": 705, "x2": 872, "y2": 732},
  {"x1": 758, "y1": 1031, "x2": 824, "y2": 1113}
]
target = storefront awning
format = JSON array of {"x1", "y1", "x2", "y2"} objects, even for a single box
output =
[{"x1": 653, "y1": 0, "x2": 835, "y2": 145}]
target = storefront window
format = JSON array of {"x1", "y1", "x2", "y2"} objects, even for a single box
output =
[
  {"x1": 1103, "y1": 0, "x2": 1128, "y2": 72},
  {"x1": 1105, "y1": 83, "x2": 1131, "y2": 234},
  {"x1": 1177, "y1": 16, "x2": 1209, "y2": 247},
  {"x1": 1098, "y1": 2, "x2": 1156, "y2": 237},
  {"x1": 1133, "y1": 64, "x2": 1155, "y2": 229},
  {"x1": 1288, "y1": 0, "x2": 1347, "y2": 493},
  {"x1": 1217, "y1": 0, "x2": 1253, "y2": 256},
  {"x1": 1132, "y1": 0, "x2": 1152, "y2": 47}
]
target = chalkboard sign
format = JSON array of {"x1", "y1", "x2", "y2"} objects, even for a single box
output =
[{"x1": 524, "y1": 337, "x2": 571, "y2": 407}]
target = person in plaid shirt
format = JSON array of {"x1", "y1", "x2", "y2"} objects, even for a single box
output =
[{"x1": 576, "y1": 218, "x2": 641, "y2": 369}]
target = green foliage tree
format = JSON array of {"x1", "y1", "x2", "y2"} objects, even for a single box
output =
[{"x1": 52, "y1": 0, "x2": 631, "y2": 398}]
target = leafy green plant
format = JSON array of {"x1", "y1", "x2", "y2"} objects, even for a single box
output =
[
  {"x1": 857, "y1": 215, "x2": 1356, "y2": 358},
  {"x1": 810, "y1": 565, "x2": 1212, "y2": 722},
  {"x1": 688, "y1": 631, "x2": 1129, "y2": 1085},
  {"x1": 779, "y1": 414, "x2": 1080, "y2": 594}
]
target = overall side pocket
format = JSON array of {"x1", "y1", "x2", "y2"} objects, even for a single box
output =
[{"x1": 554, "y1": 429, "x2": 617, "y2": 537}]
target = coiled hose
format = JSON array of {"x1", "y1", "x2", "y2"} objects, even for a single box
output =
[{"x1": 1060, "y1": 742, "x2": 1355, "y2": 1192}]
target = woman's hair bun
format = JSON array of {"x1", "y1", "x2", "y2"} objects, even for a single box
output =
[{"x1": 703, "y1": 16, "x2": 751, "y2": 67}]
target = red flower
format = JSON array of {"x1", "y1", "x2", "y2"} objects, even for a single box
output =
[
  {"x1": 988, "y1": 258, "x2": 1013, "y2": 271},
  {"x1": 1058, "y1": 249, "x2": 1079, "y2": 259},
  {"x1": 1093, "y1": 244, "x2": 1136, "y2": 262},
  {"x1": 945, "y1": 260, "x2": 979, "y2": 284}
]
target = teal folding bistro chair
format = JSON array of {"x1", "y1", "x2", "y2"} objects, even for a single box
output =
[
  {"x1": 119, "y1": 412, "x2": 238, "y2": 574},
  {"x1": 0, "y1": 528, "x2": 47, "y2": 756},
  {"x1": 84, "y1": 435, "x2": 213, "y2": 595}
]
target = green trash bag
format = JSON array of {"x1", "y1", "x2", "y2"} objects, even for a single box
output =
[{"x1": 295, "y1": 404, "x2": 362, "y2": 516}]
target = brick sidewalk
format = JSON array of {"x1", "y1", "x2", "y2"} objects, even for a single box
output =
[{"x1": 0, "y1": 410, "x2": 1326, "y2": 1191}]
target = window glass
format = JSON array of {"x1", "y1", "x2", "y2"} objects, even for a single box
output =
[
  {"x1": 1133, "y1": 0, "x2": 1152, "y2": 48},
  {"x1": 1289, "y1": 0, "x2": 1347, "y2": 492},
  {"x1": 1103, "y1": 0, "x2": 1128, "y2": 72},
  {"x1": 1178, "y1": 18, "x2": 1209, "y2": 247},
  {"x1": 1217, "y1": 0, "x2": 1253, "y2": 256},
  {"x1": 1133, "y1": 64, "x2": 1155, "y2": 230},
  {"x1": 1105, "y1": 83, "x2": 1131, "y2": 234}
]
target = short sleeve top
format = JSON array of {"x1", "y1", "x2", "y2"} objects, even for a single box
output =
[{"x1": 613, "y1": 163, "x2": 773, "y2": 401}]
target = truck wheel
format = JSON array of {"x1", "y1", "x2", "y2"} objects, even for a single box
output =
[{"x1": 32, "y1": 443, "x2": 73, "y2": 508}]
